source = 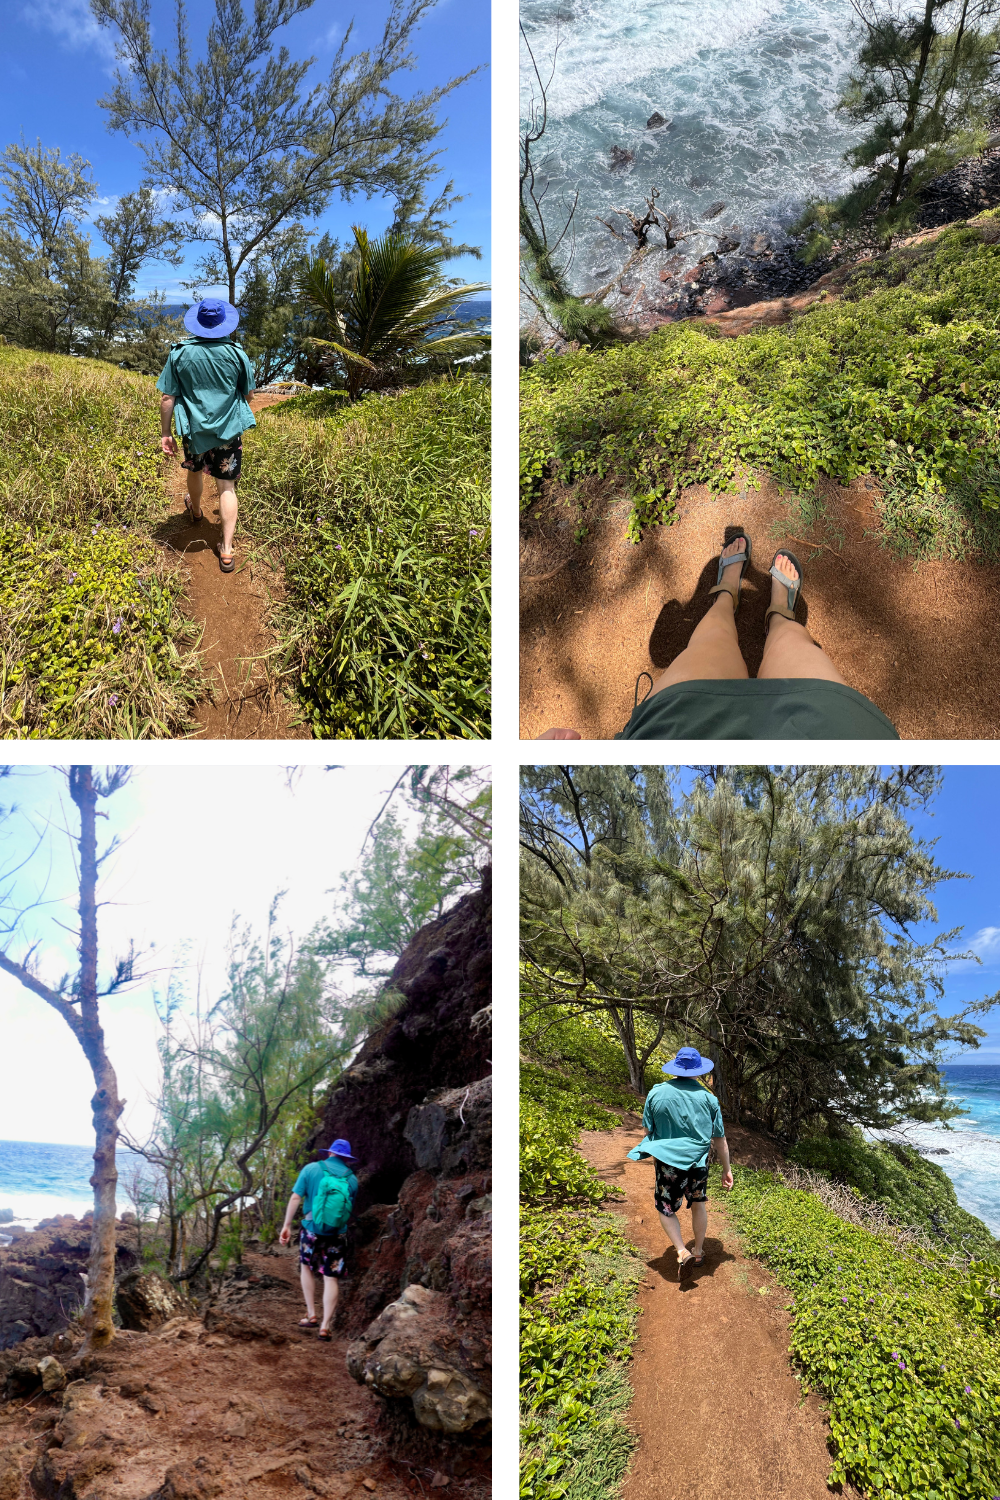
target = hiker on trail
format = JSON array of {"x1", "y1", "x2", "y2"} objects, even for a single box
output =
[
  {"x1": 627, "y1": 1048, "x2": 734, "y2": 1275},
  {"x1": 536, "y1": 532, "x2": 899, "y2": 740},
  {"x1": 156, "y1": 298, "x2": 256, "y2": 575},
  {"x1": 278, "y1": 1137, "x2": 358, "y2": 1341}
]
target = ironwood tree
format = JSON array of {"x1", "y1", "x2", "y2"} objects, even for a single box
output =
[
  {"x1": 0, "y1": 766, "x2": 137, "y2": 1351},
  {"x1": 520, "y1": 764, "x2": 998, "y2": 1139}
]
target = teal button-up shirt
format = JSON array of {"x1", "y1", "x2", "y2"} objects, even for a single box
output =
[
  {"x1": 156, "y1": 337, "x2": 256, "y2": 454},
  {"x1": 627, "y1": 1077, "x2": 726, "y2": 1170}
]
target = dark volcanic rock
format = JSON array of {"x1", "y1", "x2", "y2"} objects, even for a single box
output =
[
  {"x1": 0, "y1": 1226, "x2": 137, "y2": 1350},
  {"x1": 116, "y1": 1269, "x2": 196, "y2": 1332},
  {"x1": 703, "y1": 200, "x2": 727, "y2": 219},
  {"x1": 609, "y1": 145, "x2": 634, "y2": 171},
  {"x1": 646, "y1": 111, "x2": 669, "y2": 129},
  {"x1": 307, "y1": 868, "x2": 491, "y2": 1448}
]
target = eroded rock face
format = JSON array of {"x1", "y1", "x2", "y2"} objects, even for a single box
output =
[
  {"x1": 309, "y1": 867, "x2": 491, "y2": 1451},
  {"x1": 116, "y1": 1269, "x2": 195, "y2": 1332},
  {"x1": 0, "y1": 1224, "x2": 136, "y2": 1349},
  {"x1": 346, "y1": 1284, "x2": 490, "y2": 1434}
]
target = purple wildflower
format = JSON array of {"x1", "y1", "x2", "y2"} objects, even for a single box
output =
[
  {"x1": 68, "y1": 572, "x2": 77, "y2": 583},
  {"x1": 965, "y1": 1386, "x2": 972, "y2": 1394},
  {"x1": 335, "y1": 543, "x2": 342, "y2": 550},
  {"x1": 112, "y1": 618, "x2": 123, "y2": 635},
  {"x1": 955, "y1": 1419, "x2": 961, "y2": 1429},
  {"x1": 108, "y1": 694, "x2": 119, "y2": 707},
  {"x1": 469, "y1": 528, "x2": 480, "y2": 536},
  {"x1": 842, "y1": 1297, "x2": 848, "y2": 1304}
]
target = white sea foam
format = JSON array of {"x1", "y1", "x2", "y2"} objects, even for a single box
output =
[
  {"x1": 519, "y1": 0, "x2": 908, "y2": 295},
  {"x1": 877, "y1": 1120, "x2": 1000, "y2": 1237},
  {"x1": 0, "y1": 1189, "x2": 96, "y2": 1227}
]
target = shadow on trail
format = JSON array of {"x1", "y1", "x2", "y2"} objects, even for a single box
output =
[
  {"x1": 647, "y1": 523, "x2": 813, "y2": 678},
  {"x1": 646, "y1": 1239, "x2": 735, "y2": 1290}
]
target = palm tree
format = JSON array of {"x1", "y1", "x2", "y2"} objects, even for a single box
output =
[{"x1": 299, "y1": 226, "x2": 490, "y2": 399}]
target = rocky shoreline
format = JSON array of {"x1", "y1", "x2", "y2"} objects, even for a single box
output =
[{"x1": 534, "y1": 139, "x2": 1000, "y2": 345}]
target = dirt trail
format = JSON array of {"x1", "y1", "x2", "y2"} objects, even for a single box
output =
[
  {"x1": 160, "y1": 392, "x2": 310, "y2": 740},
  {"x1": 577, "y1": 1124, "x2": 860, "y2": 1500},
  {"x1": 520, "y1": 472, "x2": 1000, "y2": 740},
  {"x1": 0, "y1": 1246, "x2": 478, "y2": 1499}
]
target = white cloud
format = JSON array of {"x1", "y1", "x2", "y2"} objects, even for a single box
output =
[
  {"x1": 23, "y1": 0, "x2": 118, "y2": 60},
  {"x1": 967, "y1": 926, "x2": 1000, "y2": 960}
]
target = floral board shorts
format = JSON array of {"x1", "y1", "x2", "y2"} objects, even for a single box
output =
[
  {"x1": 298, "y1": 1226, "x2": 347, "y2": 1279},
  {"x1": 181, "y1": 433, "x2": 242, "y2": 481},
  {"x1": 654, "y1": 1159, "x2": 710, "y2": 1216}
]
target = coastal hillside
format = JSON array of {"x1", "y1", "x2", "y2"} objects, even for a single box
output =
[
  {"x1": 1, "y1": 349, "x2": 490, "y2": 741},
  {"x1": 0, "y1": 864, "x2": 492, "y2": 1499},
  {"x1": 520, "y1": 215, "x2": 1000, "y2": 738}
]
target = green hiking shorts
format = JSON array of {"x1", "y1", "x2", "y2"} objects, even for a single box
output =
[{"x1": 614, "y1": 678, "x2": 899, "y2": 740}]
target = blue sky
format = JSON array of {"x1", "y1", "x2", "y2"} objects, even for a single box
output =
[{"x1": 0, "y1": 0, "x2": 490, "y2": 299}]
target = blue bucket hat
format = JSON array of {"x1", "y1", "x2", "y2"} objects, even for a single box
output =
[
  {"x1": 184, "y1": 297, "x2": 240, "y2": 338},
  {"x1": 323, "y1": 1137, "x2": 358, "y2": 1161},
  {"x1": 662, "y1": 1047, "x2": 714, "y2": 1078}
]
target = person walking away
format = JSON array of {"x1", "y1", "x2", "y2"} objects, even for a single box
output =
[
  {"x1": 279, "y1": 1137, "x2": 358, "y2": 1340},
  {"x1": 627, "y1": 1048, "x2": 733, "y2": 1274},
  {"x1": 156, "y1": 298, "x2": 256, "y2": 573}
]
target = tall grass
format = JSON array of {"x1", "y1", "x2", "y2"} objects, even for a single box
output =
[
  {"x1": 241, "y1": 378, "x2": 490, "y2": 739},
  {"x1": 0, "y1": 347, "x2": 202, "y2": 738}
]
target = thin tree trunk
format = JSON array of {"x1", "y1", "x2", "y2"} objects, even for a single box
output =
[
  {"x1": 70, "y1": 766, "x2": 124, "y2": 1351},
  {"x1": 889, "y1": 0, "x2": 938, "y2": 206}
]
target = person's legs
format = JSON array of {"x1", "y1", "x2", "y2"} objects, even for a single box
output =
[
  {"x1": 216, "y1": 479, "x2": 238, "y2": 555},
  {"x1": 186, "y1": 469, "x2": 204, "y2": 519},
  {"x1": 758, "y1": 552, "x2": 847, "y2": 684},
  {"x1": 299, "y1": 1261, "x2": 318, "y2": 1319},
  {"x1": 657, "y1": 1206, "x2": 688, "y2": 1257},
  {"x1": 320, "y1": 1275, "x2": 339, "y2": 1333},
  {"x1": 645, "y1": 536, "x2": 749, "y2": 698},
  {"x1": 690, "y1": 1200, "x2": 708, "y2": 1256}
]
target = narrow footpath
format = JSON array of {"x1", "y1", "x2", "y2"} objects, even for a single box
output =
[
  {"x1": 159, "y1": 392, "x2": 310, "y2": 740},
  {"x1": 578, "y1": 1123, "x2": 863, "y2": 1500}
]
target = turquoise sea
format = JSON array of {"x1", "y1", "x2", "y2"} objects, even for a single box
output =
[{"x1": 884, "y1": 1065, "x2": 1000, "y2": 1237}]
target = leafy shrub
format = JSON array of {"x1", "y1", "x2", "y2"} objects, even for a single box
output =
[
  {"x1": 520, "y1": 1097, "x2": 610, "y2": 1208},
  {"x1": 724, "y1": 1167, "x2": 1000, "y2": 1500},
  {"x1": 520, "y1": 1065, "x2": 622, "y2": 1132},
  {"x1": 788, "y1": 1134, "x2": 998, "y2": 1255},
  {"x1": 520, "y1": 221, "x2": 1000, "y2": 548},
  {"x1": 240, "y1": 378, "x2": 490, "y2": 738},
  {"x1": 0, "y1": 523, "x2": 201, "y2": 739}
]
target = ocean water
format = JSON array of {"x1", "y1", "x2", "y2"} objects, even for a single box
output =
[
  {"x1": 519, "y1": 0, "x2": 868, "y2": 296},
  {"x1": 880, "y1": 1066, "x2": 1000, "y2": 1237},
  {"x1": 0, "y1": 1140, "x2": 153, "y2": 1241}
]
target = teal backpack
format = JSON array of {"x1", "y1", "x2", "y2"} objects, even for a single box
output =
[{"x1": 311, "y1": 1166, "x2": 353, "y2": 1236}]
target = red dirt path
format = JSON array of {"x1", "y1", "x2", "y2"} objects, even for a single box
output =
[
  {"x1": 520, "y1": 472, "x2": 1000, "y2": 740},
  {"x1": 577, "y1": 1124, "x2": 861, "y2": 1500},
  {"x1": 160, "y1": 392, "x2": 310, "y2": 740}
]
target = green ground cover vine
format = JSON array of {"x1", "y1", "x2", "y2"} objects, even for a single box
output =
[
  {"x1": 520, "y1": 216, "x2": 1000, "y2": 554},
  {"x1": 241, "y1": 378, "x2": 490, "y2": 738},
  {"x1": 520, "y1": 1005, "x2": 647, "y2": 1500},
  {"x1": 723, "y1": 1167, "x2": 1000, "y2": 1500},
  {"x1": 0, "y1": 347, "x2": 202, "y2": 738}
]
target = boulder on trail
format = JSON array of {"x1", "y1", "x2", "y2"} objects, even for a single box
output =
[
  {"x1": 150, "y1": 1457, "x2": 225, "y2": 1499},
  {"x1": 346, "y1": 1284, "x2": 490, "y2": 1434},
  {"x1": 38, "y1": 1354, "x2": 67, "y2": 1393},
  {"x1": 116, "y1": 1268, "x2": 195, "y2": 1332}
]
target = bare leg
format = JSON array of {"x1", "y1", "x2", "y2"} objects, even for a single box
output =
[
  {"x1": 320, "y1": 1276, "x2": 339, "y2": 1333},
  {"x1": 299, "y1": 1262, "x2": 317, "y2": 1319},
  {"x1": 758, "y1": 552, "x2": 847, "y2": 684},
  {"x1": 216, "y1": 478, "x2": 238, "y2": 556},
  {"x1": 645, "y1": 537, "x2": 749, "y2": 699},
  {"x1": 186, "y1": 469, "x2": 204, "y2": 519},
  {"x1": 657, "y1": 1206, "x2": 688, "y2": 1259},
  {"x1": 691, "y1": 1201, "x2": 708, "y2": 1256}
]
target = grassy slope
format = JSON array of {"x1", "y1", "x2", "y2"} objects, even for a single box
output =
[
  {"x1": 0, "y1": 347, "x2": 202, "y2": 739},
  {"x1": 520, "y1": 215, "x2": 1000, "y2": 556},
  {"x1": 243, "y1": 379, "x2": 490, "y2": 739}
]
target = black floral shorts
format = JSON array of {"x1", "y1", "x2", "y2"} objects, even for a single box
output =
[
  {"x1": 654, "y1": 1159, "x2": 710, "y2": 1216},
  {"x1": 298, "y1": 1226, "x2": 347, "y2": 1278},
  {"x1": 181, "y1": 433, "x2": 242, "y2": 481}
]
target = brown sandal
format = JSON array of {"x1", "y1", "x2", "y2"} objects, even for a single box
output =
[
  {"x1": 317, "y1": 1328, "x2": 332, "y2": 1342},
  {"x1": 297, "y1": 1316, "x2": 319, "y2": 1328},
  {"x1": 184, "y1": 497, "x2": 204, "y2": 523},
  {"x1": 217, "y1": 544, "x2": 235, "y2": 573}
]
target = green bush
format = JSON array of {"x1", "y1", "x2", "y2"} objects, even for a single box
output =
[
  {"x1": 520, "y1": 220, "x2": 1000, "y2": 548},
  {"x1": 724, "y1": 1167, "x2": 1000, "y2": 1500},
  {"x1": 241, "y1": 378, "x2": 490, "y2": 738},
  {"x1": 520, "y1": 1097, "x2": 610, "y2": 1208},
  {"x1": 788, "y1": 1134, "x2": 998, "y2": 1255}
]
